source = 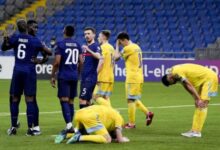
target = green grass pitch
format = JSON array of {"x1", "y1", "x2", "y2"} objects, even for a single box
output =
[{"x1": 0, "y1": 80, "x2": 220, "y2": 150}]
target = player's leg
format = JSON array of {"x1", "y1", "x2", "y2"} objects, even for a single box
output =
[
  {"x1": 8, "y1": 71, "x2": 23, "y2": 135},
  {"x1": 24, "y1": 71, "x2": 40, "y2": 136},
  {"x1": 69, "y1": 80, "x2": 78, "y2": 122},
  {"x1": 79, "y1": 81, "x2": 96, "y2": 108},
  {"x1": 32, "y1": 96, "x2": 40, "y2": 133},
  {"x1": 94, "y1": 82, "x2": 112, "y2": 107}
]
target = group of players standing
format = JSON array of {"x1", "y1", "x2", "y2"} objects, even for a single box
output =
[{"x1": 1, "y1": 19, "x2": 154, "y2": 144}]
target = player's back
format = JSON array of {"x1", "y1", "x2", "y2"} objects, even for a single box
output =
[
  {"x1": 81, "y1": 42, "x2": 101, "y2": 82},
  {"x1": 9, "y1": 33, "x2": 41, "y2": 71},
  {"x1": 172, "y1": 63, "x2": 217, "y2": 86},
  {"x1": 98, "y1": 43, "x2": 115, "y2": 83},
  {"x1": 55, "y1": 38, "x2": 82, "y2": 80},
  {"x1": 122, "y1": 43, "x2": 143, "y2": 83}
]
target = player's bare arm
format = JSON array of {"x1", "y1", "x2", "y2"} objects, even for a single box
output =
[
  {"x1": 114, "y1": 40, "x2": 121, "y2": 61},
  {"x1": 82, "y1": 45, "x2": 101, "y2": 59},
  {"x1": 115, "y1": 127, "x2": 130, "y2": 143},
  {"x1": 51, "y1": 55, "x2": 61, "y2": 88},
  {"x1": 1, "y1": 36, "x2": 13, "y2": 51},
  {"x1": 97, "y1": 56, "x2": 104, "y2": 74}
]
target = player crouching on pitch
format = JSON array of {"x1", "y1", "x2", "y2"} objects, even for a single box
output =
[
  {"x1": 161, "y1": 63, "x2": 218, "y2": 138},
  {"x1": 55, "y1": 105, "x2": 129, "y2": 144}
]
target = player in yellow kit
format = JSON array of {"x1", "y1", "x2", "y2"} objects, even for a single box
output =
[
  {"x1": 93, "y1": 30, "x2": 115, "y2": 106},
  {"x1": 161, "y1": 63, "x2": 218, "y2": 138},
  {"x1": 65, "y1": 105, "x2": 129, "y2": 144},
  {"x1": 114, "y1": 32, "x2": 154, "y2": 129}
]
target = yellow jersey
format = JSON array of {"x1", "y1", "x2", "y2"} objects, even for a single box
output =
[
  {"x1": 98, "y1": 43, "x2": 115, "y2": 83},
  {"x1": 77, "y1": 105, "x2": 124, "y2": 132},
  {"x1": 121, "y1": 43, "x2": 144, "y2": 83},
  {"x1": 171, "y1": 63, "x2": 217, "y2": 87}
]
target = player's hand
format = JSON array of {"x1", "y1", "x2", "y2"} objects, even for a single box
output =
[
  {"x1": 117, "y1": 137, "x2": 130, "y2": 143},
  {"x1": 31, "y1": 57, "x2": 41, "y2": 64},
  {"x1": 51, "y1": 77, "x2": 56, "y2": 88},
  {"x1": 82, "y1": 45, "x2": 89, "y2": 52},
  {"x1": 116, "y1": 40, "x2": 120, "y2": 47},
  {"x1": 195, "y1": 99, "x2": 207, "y2": 108}
]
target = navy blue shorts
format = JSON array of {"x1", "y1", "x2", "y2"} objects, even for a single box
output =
[
  {"x1": 79, "y1": 81, "x2": 96, "y2": 101},
  {"x1": 10, "y1": 70, "x2": 37, "y2": 96},
  {"x1": 58, "y1": 79, "x2": 78, "y2": 99}
]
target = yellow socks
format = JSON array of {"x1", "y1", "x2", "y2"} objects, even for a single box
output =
[
  {"x1": 192, "y1": 108, "x2": 208, "y2": 132},
  {"x1": 96, "y1": 97, "x2": 111, "y2": 107},
  {"x1": 80, "y1": 135, "x2": 107, "y2": 143},
  {"x1": 135, "y1": 100, "x2": 149, "y2": 114},
  {"x1": 128, "y1": 102, "x2": 136, "y2": 124}
]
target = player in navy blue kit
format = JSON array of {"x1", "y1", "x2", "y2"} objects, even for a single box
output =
[
  {"x1": 1, "y1": 19, "x2": 52, "y2": 136},
  {"x1": 51, "y1": 25, "x2": 83, "y2": 144},
  {"x1": 26, "y1": 19, "x2": 50, "y2": 135},
  {"x1": 79, "y1": 27, "x2": 102, "y2": 108}
]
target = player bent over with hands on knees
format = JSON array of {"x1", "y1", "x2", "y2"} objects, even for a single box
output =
[
  {"x1": 161, "y1": 63, "x2": 218, "y2": 138},
  {"x1": 55, "y1": 105, "x2": 129, "y2": 144},
  {"x1": 51, "y1": 25, "x2": 83, "y2": 143}
]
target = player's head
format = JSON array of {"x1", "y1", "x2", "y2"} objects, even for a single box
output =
[
  {"x1": 27, "y1": 20, "x2": 38, "y2": 36},
  {"x1": 161, "y1": 74, "x2": 177, "y2": 87},
  {"x1": 16, "y1": 19, "x2": 27, "y2": 33},
  {"x1": 98, "y1": 30, "x2": 111, "y2": 44},
  {"x1": 84, "y1": 27, "x2": 96, "y2": 43},
  {"x1": 117, "y1": 32, "x2": 130, "y2": 47},
  {"x1": 64, "y1": 25, "x2": 75, "y2": 37}
]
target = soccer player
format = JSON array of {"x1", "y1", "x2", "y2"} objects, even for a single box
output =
[
  {"x1": 93, "y1": 30, "x2": 115, "y2": 106},
  {"x1": 79, "y1": 27, "x2": 102, "y2": 108},
  {"x1": 27, "y1": 19, "x2": 49, "y2": 135},
  {"x1": 114, "y1": 32, "x2": 154, "y2": 129},
  {"x1": 51, "y1": 25, "x2": 83, "y2": 142},
  {"x1": 161, "y1": 63, "x2": 218, "y2": 138},
  {"x1": 1, "y1": 19, "x2": 52, "y2": 136},
  {"x1": 60, "y1": 105, "x2": 129, "y2": 144}
]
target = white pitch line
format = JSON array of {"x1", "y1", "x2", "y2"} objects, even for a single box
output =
[{"x1": 0, "y1": 103, "x2": 220, "y2": 117}]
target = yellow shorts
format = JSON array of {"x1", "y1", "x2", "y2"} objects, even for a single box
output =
[
  {"x1": 126, "y1": 83, "x2": 143, "y2": 100},
  {"x1": 197, "y1": 76, "x2": 218, "y2": 100},
  {"x1": 74, "y1": 110, "x2": 108, "y2": 136},
  {"x1": 94, "y1": 82, "x2": 113, "y2": 97}
]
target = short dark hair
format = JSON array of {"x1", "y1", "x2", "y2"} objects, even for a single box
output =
[
  {"x1": 16, "y1": 19, "x2": 27, "y2": 33},
  {"x1": 65, "y1": 25, "x2": 75, "y2": 37},
  {"x1": 161, "y1": 75, "x2": 170, "y2": 87},
  {"x1": 101, "y1": 30, "x2": 111, "y2": 40},
  {"x1": 27, "y1": 19, "x2": 37, "y2": 26},
  {"x1": 84, "y1": 27, "x2": 96, "y2": 34},
  {"x1": 117, "y1": 32, "x2": 130, "y2": 40}
]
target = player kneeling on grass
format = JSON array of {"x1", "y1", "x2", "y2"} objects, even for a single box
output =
[
  {"x1": 161, "y1": 63, "x2": 218, "y2": 138},
  {"x1": 55, "y1": 105, "x2": 129, "y2": 144},
  {"x1": 93, "y1": 30, "x2": 115, "y2": 106}
]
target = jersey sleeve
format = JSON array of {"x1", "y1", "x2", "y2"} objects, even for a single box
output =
[
  {"x1": 77, "y1": 43, "x2": 82, "y2": 54},
  {"x1": 171, "y1": 66, "x2": 187, "y2": 82},
  {"x1": 94, "y1": 45, "x2": 101, "y2": 54},
  {"x1": 34, "y1": 38, "x2": 44, "y2": 50},
  {"x1": 114, "y1": 112, "x2": 124, "y2": 129},
  {"x1": 121, "y1": 47, "x2": 133, "y2": 59},
  {"x1": 8, "y1": 34, "x2": 17, "y2": 46}
]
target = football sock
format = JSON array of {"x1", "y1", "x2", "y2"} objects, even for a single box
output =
[
  {"x1": 80, "y1": 135, "x2": 107, "y2": 143},
  {"x1": 135, "y1": 100, "x2": 149, "y2": 114},
  {"x1": 66, "y1": 122, "x2": 73, "y2": 130},
  {"x1": 10, "y1": 96, "x2": 20, "y2": 127},
  {"x1": 96, "y1": 97, "x2": 111, "y2": 106},
  {"x1": 26, "y1": 101, "x2": 35, "y2": 128},
  {"x1": 60, "y1": 101, "x2": 71, "y2": 124},
  {"x1": 33, "y1": 96, "x2": 39, "y2": 127},
  {"x1": 69, "y1": 103, "x2": 74, "y2": 122},
  {"x1": 192, "y1": 108, "x2": 207, "y2": 132},
  {"x1": 79, "y1": 104, "x2": 88, "y2": 109},
  {"x1": 128, "y1": 102, "x2": 136, "y2": 124}
]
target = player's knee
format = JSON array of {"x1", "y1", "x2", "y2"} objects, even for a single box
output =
[
  {"x1": 60, "y1": 97, "x2": 69, "y2": 102},
  {"x1": 25, "y1": 96, "x2": 34, "y2": 102}
]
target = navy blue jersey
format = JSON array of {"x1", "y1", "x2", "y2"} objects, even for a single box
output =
[
  {"x1": 81, "y1": 42, "x2": 101, "y2": 83},
  {"x1": 55, "y1": 38, "x2": 82, "y2": 80},
  {"x1": 9, "y1": 33, "x2": 43, "y2": 72}
]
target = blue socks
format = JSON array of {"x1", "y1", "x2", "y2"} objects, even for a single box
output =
[
  {"x1": 33, "y1": 96, "x2": 39, "y2": 127},
  {"x1": 60, "y1": 101, "x2": 71, "y2": 124},
  {"x1": 69, "y1": 103, "x2": 74, "y2": 122},
  {"x1": 10, "y1": 96, "x2": 20, "y2": 127},
  {"x1": 26, "y1": 101, "x2": 35, "y2": 128}
]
